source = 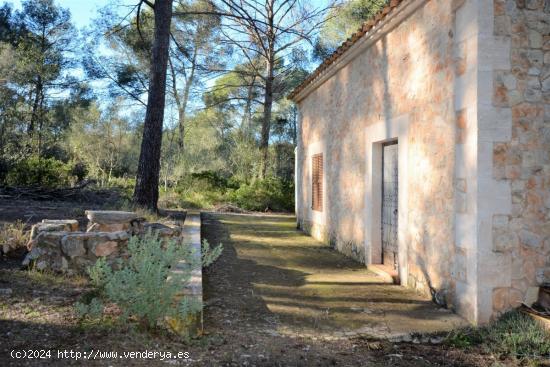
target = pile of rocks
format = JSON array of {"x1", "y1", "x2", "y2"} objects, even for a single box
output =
[{"x1": 23, "y1": 211, "x2": 183, "y2": 274}]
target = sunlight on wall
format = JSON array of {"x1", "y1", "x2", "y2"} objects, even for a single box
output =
[{"x1": 407, "y1": 31, "x2": 428, "y2": 100}]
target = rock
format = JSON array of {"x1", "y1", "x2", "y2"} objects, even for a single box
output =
[
  {"x1": 41, "y1": 219, "x2": 79, "y2": 231},
  {"x1": 18, "y1": 210, "x2": 183, "y2": 274},
  {"x1": 34, "y1": 231, "x2": 66, "y2": 248},
  {"x1": 106, "y1": 231, "x2": 130, "y2": 241},
  {"x1": 519, "y1": 229, "x2": 541, "y2": 248},
  {"x1": 22, "y1": 247, "x2": 44, "y2": 267},
  {"x1": 92, "y1": 240, "x2": 118, "y2": 257},
  {"x1": 85, "y1": 210, "x2": 139, "y2": 224},
  {"x1": 30, "y1": 221, "x2": 77, "y2": 240},
  {"x1": 88, "y1": 223, "x2": 128, "y2": 232},
  {"x1": 60, "y1": 235, "x2": 86, "y2": 258},
  {"x1": 528, "y1": 30, "x2": 543, "y2": 48},
  {"x1": 524, "y1": 287, "x2": 539, "y2": 306},
  {"x1": 143, "y1": 223, "x2": 182, "y2": 238}
]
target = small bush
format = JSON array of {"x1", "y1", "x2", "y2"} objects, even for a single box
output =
[
  {"x1": 227, "y1": 177, "x2": 294, "y2": 212},
  {"x1": 446, "y1": 310, "x2": 550, "y2": 361},
  {"x1": 190, "y1": 170, "x2": 235, "y2": 190},
  {"x1": 70, "y1": 161, "x2": 88, "y2": 182},
  {"x1": 166, "y1": 173, "x2": 294, "y2": 211},
  {"x1": 104, "y1": 177, "x2": 135, "y2": 195},
  {"x1": 0, "y1": 220, "x2": 28, "y2": 257},
  {"x1": 5, "y1": 157, "x2": 75, "y2": 188},
  {"x1": 79, "y1": 231, "x2": 222, "y2": 330},
  {"x1": 174, "y1": 174, "x2": 226, "y2": 209}
]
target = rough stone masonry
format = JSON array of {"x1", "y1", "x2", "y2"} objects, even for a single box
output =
[
  {"x1": 290, "y1": 0, "x2": 550, "y2": 324},
  {"x1": 23, "y1": 211, "x2": 182, "y2": 274}
]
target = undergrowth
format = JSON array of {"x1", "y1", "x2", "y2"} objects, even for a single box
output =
[
  {"x1": 446, "y1": 310, "x2": 550, "y2": 362},
  {"x1": 0, "y1": 220, "x2": 28, "y2": 255},
  {"x1": 75, "y1": 231, "x2": 222, "y2": 332}
]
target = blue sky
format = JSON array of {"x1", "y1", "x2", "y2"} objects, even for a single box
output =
[
  {"x1": 6, "y1": 0, "x2": 330, "y2": 28},
  {"x1": 5, "y1": 0, "x2": 135, "y2": 27}
]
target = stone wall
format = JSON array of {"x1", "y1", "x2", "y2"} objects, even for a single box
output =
[
  {"x1": 23, "y1": 212, "x2": 183, "y2": 274},
  {"x1": 294, "y1": 0, "x2": 549, "y2": 324},
  {"x1": 488, "y1": 0, "x2": 550, "y2": 317},
  {"x1": 295, "y1": 0, "x2": 458, "y2": 306}
]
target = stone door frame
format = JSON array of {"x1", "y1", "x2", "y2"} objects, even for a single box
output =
[{"x1": 365, "y1": 114, "x2": 410, "y2": 286}]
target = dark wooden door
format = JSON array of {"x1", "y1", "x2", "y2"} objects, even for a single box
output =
[{"x1": 382, "y1": 142, "x2": 398, "y2": 270}]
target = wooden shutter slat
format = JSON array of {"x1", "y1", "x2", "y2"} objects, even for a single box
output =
[{"x1": 312, "y1": 153, "x2": 323, "y2": 211}]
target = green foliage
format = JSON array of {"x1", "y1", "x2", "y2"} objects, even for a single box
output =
[
  {"x1": 228, "y1": 177, "x2": 294, "y2": 212},
  {"x1": 67, "y1": 102, "x2": 140, "y2": 187},
  {"x1": 201, "y1": 238, "x2": 224, "y2": 267},
  {"x1": 81, "y1": 232, "x2": 222, "y2": 330},
  {"x1": 190, "y1": 171, "x2": 235, "y2": 190},
  {"x1": 70, "y1": 161, "x2": 88, "y2": 182},
  {"x1": 165, "y1": 171, "x2": 294, "y2": 212},
  {"x1": 5, "y1": 157, "x2": 78, "y2": 188},
  {"x1": 74, "y1": 298, "x2": 104, "y2": 319},
  {"x1": 315, "y1": 0, "x2": 388, "y2": 59},
  {"x1": 446, "y1": 311, "x2": 550, "y2": 361}
]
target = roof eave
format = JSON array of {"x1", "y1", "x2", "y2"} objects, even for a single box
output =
[{"x1": 289, "y1": 0, "x2": 427, "y2": 103}]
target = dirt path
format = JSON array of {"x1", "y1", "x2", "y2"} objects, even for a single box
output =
[{"x1": 202, "y1": 213, "x2": 465, "y2": 341}]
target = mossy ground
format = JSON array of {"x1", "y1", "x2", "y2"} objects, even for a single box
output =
[{"x1": 204, "y1": 213, "x2": 465, "y2": 338}]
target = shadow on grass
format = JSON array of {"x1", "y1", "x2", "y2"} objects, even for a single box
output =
[{"x1": 200, "y1": 213, "x2": 465, "y2": 336}]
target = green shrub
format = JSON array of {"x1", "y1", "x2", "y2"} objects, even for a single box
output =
[
  {"x1": 5, "y1": 157, "x2": 76, "y2": 188},
  {"x1": 227, "y1": 177, "x2": 294, "y2": 212},
  {"x1": 446, "y1": 310, "x2": 550, "y2": 361},
  {"x1": 165, "y1": 173, "x2": 294, "y2": 211},
  {"x1": 70, "y1": 161, "x2": 88, "y2": 182},
  {"x1": 174, "y1": 174, "x2": 226, "y2": 209},
  {"x1": 75, "y1": 297, "x2": 104, "y2": 319},
  {"x1": 79, "y1": 231, "x2": 222, "y2": 330},
  {"x1": 177, "y1": 189, "x2": 225, "y2": 209},
  {"x1": 190, "y1": 170, "x2": 235, "y2": 190}
]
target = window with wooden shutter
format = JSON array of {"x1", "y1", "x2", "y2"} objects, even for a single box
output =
[{"x1": 312, "y1": 153, "x2": 323, "y2": 211}]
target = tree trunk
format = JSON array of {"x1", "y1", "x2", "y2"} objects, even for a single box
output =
[
  {"x1": 242, "y1": 75, "x2": 255, "y2": 137},
  {"x1": 259, "y1": 59, "x2": 274, "y2": 179},
  {"x1": 177, "y1": 48, "x2": 197, "y2": 152},
  {"x1": 133, "y1": 0, "x2": 173, "y2": 211},
  {"x1": 259, "y1": 1, "x2": 275, "y2": 179},
  {"x1": 28, "y1": 78, "x2": 42, "y2": 137}
]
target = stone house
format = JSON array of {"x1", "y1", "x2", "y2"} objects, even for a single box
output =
[{"x1": 289, "y1": 0, "x2": 550, "y2": 324}]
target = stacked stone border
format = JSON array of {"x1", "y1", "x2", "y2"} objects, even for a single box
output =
[
  {"x1": 167, "y1": 211, "x2": 204, "y2": 337},
  {"x1": 22, "y1": 210, "x2": 206, "y2": 338}
]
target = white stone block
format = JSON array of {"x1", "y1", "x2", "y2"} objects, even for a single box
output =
[
  {"x1": 455, "y1": 213, "x2": 476, "y2": 249},
  {"x1": 478, "y1": 36, "x2": 511, "y2": 71}
]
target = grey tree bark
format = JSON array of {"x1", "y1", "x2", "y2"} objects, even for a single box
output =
[{"x1": 133, "y1": 0, "x2": 173, "y2": 211}]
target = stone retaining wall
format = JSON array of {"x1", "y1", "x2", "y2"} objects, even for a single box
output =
[
  {"x1": 23, "y1": 211, "x2": 183, "y2": 274},
  {"x1": 165, "y1": 211, "x2": 204, "y2": 338}
]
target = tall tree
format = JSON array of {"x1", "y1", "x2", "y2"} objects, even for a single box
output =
[
  {"x1": 178, "y1": 0, "x2": 333, "y2": 178},
  {"x1": 133, "y1": 0, "x2": 174, "y2": 210},
  {"x1": 169, "y1": 0, "x2": 223, "y2": 152},
  {"x1": 314, "y1": 0, "x2": 387, "y2": 60},
  {"x1": 15, "y1": 0, "x2": 76, "y2": 156}
]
